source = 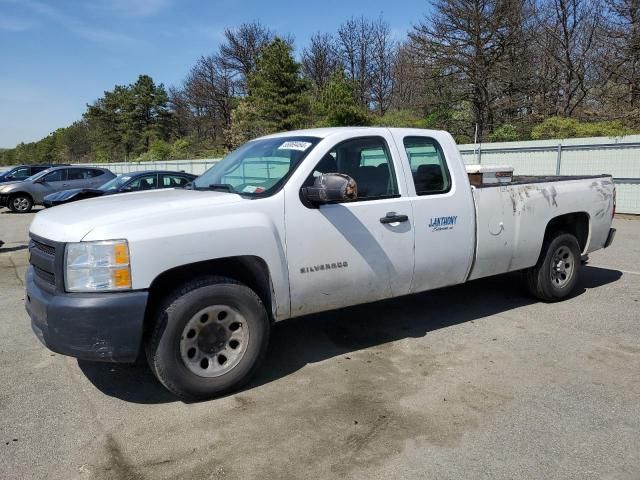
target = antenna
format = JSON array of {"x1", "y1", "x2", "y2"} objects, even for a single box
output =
[{"x1": 474, "y1": 123, "x2": 479, "y2": 164}]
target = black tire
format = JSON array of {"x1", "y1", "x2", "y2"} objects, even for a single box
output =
[
  {"x1": 145, "y1": 276, "x2": 270, "y2": 400},
  {"x1": 525, "y1": 232, "x2": 581, "y2": 302},
  {"x1": 8, "y1": 194, "x2": 33, "y2": 213}
]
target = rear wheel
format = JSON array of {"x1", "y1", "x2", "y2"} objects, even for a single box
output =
[
  {"x1": 525, "y1": 232, "x2": 581, "y2": 302},
  {"x1": 8, "y1": 194, "x2": 33, "y2": 213},
  {"x1": 146, "y1": 276, "x2": 270, "y2": 400}
]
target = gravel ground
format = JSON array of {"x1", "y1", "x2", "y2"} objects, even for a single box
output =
[{"x1": 0, "y1": 208, "x2": 638, "y2": 480}]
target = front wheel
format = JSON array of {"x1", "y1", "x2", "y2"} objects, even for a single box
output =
[
  {"x1": 146, "y1": 276, "x2": 270, "y2": 400},
  {"x1": 8, "y1": 194, "x2": 33, "y2": 213},
  {"x1": 524, "y1": 232, "x2": 581, "y2": 302}
]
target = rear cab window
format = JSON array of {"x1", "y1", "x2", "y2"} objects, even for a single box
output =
[{"x1": 403, "y1": 137, "x2": 451, "y2": 196}]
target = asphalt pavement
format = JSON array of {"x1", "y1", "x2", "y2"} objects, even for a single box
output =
[{"x1": 1, "y1": 208, "x2": 638, "y2": 480}]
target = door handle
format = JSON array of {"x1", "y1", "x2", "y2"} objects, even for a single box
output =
[
  {"x1": 62, "y1": 184, "x2": 71, "y2": 187},
  {"x1": 380, "y1": 212, "x2": 409, "y2": 224}
]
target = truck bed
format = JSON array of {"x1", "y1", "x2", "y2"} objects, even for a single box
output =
[
  {"x1": 473, "y1": 174, "x2": 610, "y2": 188},
  {"x1": 468, "y1": 175, "x2": 614, "y2": 280}
]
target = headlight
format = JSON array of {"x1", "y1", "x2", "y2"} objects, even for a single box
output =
[{"x1": 65, "y1": 240, "x2": 131, "y2": 292}]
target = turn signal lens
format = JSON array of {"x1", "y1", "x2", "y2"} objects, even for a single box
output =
[
  {"x1": 114, "y1": 243, "x2": 129, "y2": 265},
  {"x1": 112, "y1": 267, "x2": 131, "y2": 288}
]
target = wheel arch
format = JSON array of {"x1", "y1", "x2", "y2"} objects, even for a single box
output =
[
  {"x1": 144, "y1": 255, "x2": 276, "y2": 334},
  {"x1": 9, "y1": 191, "x2": 34, "y2": 202},
  {"x1": 542, "y1": 211, "x2": 590, "y2": 255}
]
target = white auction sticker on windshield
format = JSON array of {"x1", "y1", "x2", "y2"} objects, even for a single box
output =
[{"x1": 277, "y1": 141, "x2": 312, "y2": 151}]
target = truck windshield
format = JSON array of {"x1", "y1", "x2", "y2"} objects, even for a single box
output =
[{"x1": 193, "y1": 136, "x2": 321, "y2": 196}]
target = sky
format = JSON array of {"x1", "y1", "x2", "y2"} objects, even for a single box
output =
[{"x1": 0, "y1": 0, "x2": 429, "y2": 148}]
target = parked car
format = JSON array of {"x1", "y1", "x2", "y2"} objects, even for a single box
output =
[
  {"x1": 43, "y1": 170, "x2": 197, "y2": 207},
  {"x1": 0, "y1": 166, "x2": 114, "y2": 212},
  {"x1": 25, "y1": 127, "x2": 616, "y2": 400},
  {"x1": 0, "y1": 164, "x2": 68, "y2": 184}
]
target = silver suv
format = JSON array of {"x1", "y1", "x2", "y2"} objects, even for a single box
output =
[{"x1": 0, "y1": 166, "x2": 115, "y2": 213}]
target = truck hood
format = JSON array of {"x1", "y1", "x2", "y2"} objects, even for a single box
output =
[{"x1": 30, "y1": 188, "x2": 245, "y2": 242}]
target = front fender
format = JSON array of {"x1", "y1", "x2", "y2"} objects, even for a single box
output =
[{"x1": 83, "y1": 200, "x2": 290, "y2": 319}]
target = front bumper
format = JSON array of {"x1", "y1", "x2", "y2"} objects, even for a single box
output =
[
  {"x1": 25, "y1": 266, "x2": 148, "y2": 363},
  {"x1": 604, "y1": 228, "x2": 616, "y2": 248}
]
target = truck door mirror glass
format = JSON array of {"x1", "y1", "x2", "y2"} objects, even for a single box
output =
[{"x1": 301, "y1": 173, "x2": 358, "y2": 205}]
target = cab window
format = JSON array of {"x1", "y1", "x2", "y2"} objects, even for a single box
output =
[
  {"x1": 87, "y1": 169, "x2": 105, "y2": 178},
  {"x1": 126, "y1": 174, "x2": 158, "y2": 191},
  {"x1": 11, "y1": 167, "x2": 30, "y2": 178},
  {"x1": 305, "y1": 137, "x2": 398, "y2": 200},
  {"x1": 68, "y1": 168, "x2": 93, "y2": 180},
  {"x1": 43, "y1": 169, "x2": 67, "y2": 182},
  {"x1": 161, "y1": 174, "x2": 191, "y2": 188},
  {"x1": 403, "y1": 137, "x2": 451, "y2": 195}
]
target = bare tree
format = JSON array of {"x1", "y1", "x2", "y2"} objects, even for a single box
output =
[
  {"x1": 600, "y1": 0, "x2": 640, "y2": 119},
  {"x1": 173, "y1": 54, "x2": 238, "y2": 145},
  {"x1": 410, "y1": 0, "x2": 519, "y2": 138},
  {"x1": 370, "y1": 18, "x2": 396, "y2": 115},
  {"x1": 391, "y1": 42, "x2": 422, "y2": 110},
  {"x1": 493, "y1": 0, "x2": 536, "y2": 127},
  {"x1": 301, "y1": 32, "x2": 341, "y2": 91},
  {"x1": 219, "y1": 21, "x2": 274, "y2": 94},
  {"x1": 533, "y1": 0, "x2": 603, "y2": 116},
  {"x1": 337, "y1": 17, "x2": 375, "y2": 107}
]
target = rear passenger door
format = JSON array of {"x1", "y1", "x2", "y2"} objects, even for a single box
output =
[
  {"x1": 391, "y1": 133, "x2": 475, "y2": 293},
  {"x1": 66, "y1": 168, "x2": 100, "y2": 189}
]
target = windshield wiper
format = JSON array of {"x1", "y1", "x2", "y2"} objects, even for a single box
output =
[{"x1": 206, "y1": 183, "x2": 236, "y2": 193}]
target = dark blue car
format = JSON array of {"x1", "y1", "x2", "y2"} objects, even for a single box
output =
[{"x1": 43, "y1": 170, "x2": 197, "y2": 207}]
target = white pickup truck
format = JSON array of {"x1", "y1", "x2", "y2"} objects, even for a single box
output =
[{"x1": 25, "y1": 127, "x2": 616, "y2": 399}]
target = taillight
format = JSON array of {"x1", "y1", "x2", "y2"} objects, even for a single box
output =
[{"x1": 612, "y1": 185, "x2": 616, "y2": 217}]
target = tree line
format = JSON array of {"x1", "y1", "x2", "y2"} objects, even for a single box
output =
[{"x1": 2, "y1": 0, "x2": 639, "y2": 166}]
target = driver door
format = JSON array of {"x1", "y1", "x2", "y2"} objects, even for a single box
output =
[
  {"x1": 284, "y1": 134, "x2": 414, "y2": 317},
  {"x1": 33, "y1": 169, "x2": 68, "y2": 203}
]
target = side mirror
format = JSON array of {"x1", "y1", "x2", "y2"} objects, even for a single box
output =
[
  {"x1": 301, "y1": 173, "x2": 358, "y2": 205},
  {"x1": 6, "y1": 175, "x2": 14, "y2": 180}
]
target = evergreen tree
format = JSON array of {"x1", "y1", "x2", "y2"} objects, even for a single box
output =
[
  {"x1": 314, "y1": 71, "x2": 371, "y2": 126},
  {"x1": 247, "y1": 38, "x2": 310, "y2": 132}
]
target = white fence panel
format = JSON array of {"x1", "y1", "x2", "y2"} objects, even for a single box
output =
[
  {"x1": 5, "y1": 135, "x2": 638, "y2": 214},
  {"x1": 459, "y1": 135, "x2": 640, "y2": 214}
]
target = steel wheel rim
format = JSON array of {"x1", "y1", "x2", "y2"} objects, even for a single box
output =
[
  {"x1": 12, "y1": 197, "x2": 29, "y2": 211},
  {"x1": 550, "y1": 245, "x2": 575, "y2": 288},
  {"x1": 179, "y1": 305, "x2": 249, "y2": 378}
]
